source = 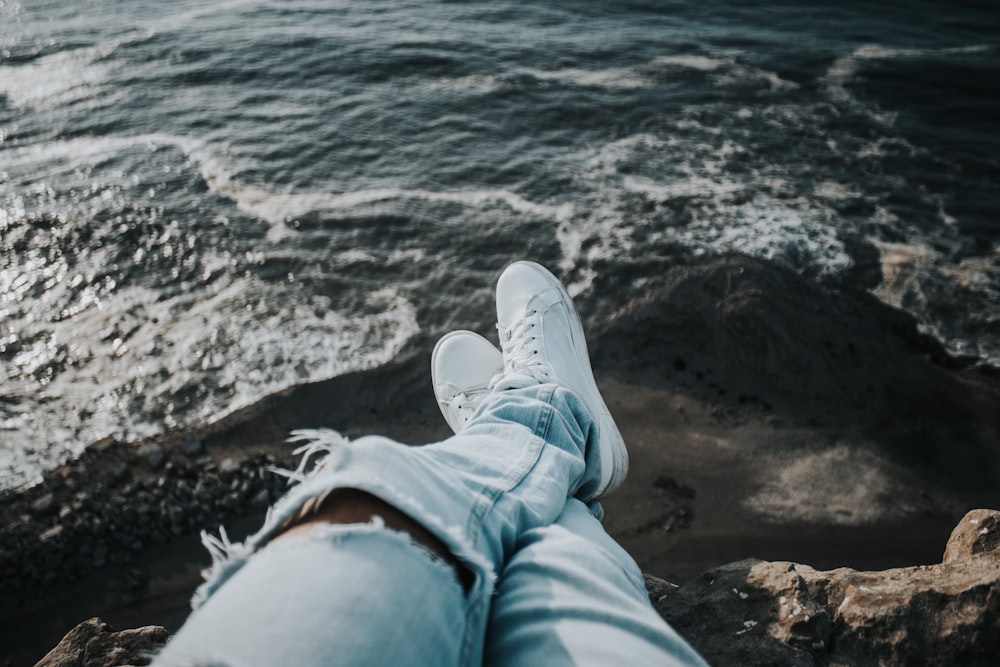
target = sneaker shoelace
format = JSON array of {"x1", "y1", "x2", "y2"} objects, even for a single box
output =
[
  {"x1": 438, "y1": 381, "x2": 493, "y2": 424},
  {"x1": 489, "y1": 308, "x2": 553, "y2": 390}
]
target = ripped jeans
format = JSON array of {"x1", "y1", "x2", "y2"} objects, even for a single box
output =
[{"x1": 153, "y1": 384, "x2": 708, "y2": 667}]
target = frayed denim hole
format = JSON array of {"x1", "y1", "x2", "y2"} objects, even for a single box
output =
[{"x1": 265, "y1": 519, "x2": 470, "y2": 593}]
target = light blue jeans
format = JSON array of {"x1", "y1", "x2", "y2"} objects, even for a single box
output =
[{"x1": 154, "y1": 385, "x2": 708, "y2": 666}]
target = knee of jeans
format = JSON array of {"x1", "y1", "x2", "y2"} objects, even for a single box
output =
[
  {"x1": 155, "y1": 525, "x2": 471, "y2": 667},
  {"x1": 348, "y1": 485, "x2": 493, "y2": 595},
  {"x1": 192, "y1": 451, "x2": 494, "y2": 611},
  {"x1": 275, "y1": 517, "x2": 473, "y2": 591}
]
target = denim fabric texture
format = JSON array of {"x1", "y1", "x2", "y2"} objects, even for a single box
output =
[{"x1": 153, "y1": 384, "x2": 708, "y2": 667}]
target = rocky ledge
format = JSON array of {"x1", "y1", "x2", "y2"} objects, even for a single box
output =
[
  {"x1": 34, "y1": 619, "x2": 168, "y2": 667},
  {"x1": 39, "y1": 509, "x2": 999, "y2": 667},
  {"x1": 651, "y1": 508, "x2": 1000, "y2": 666}
]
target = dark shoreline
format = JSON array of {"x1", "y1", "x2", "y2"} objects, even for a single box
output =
[{"x1": 4, "y1": 256, "x2": 999, "y2": 666}]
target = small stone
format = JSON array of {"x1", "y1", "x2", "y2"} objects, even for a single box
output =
[
  {"x1": 32, "y1": 493, "x2": 56, "y2": 514},
  {"x1": 219, "y1": 457, "x2": 240, "y2": 474},
  {"x1": 40, "y1": 524, "x2": 64, "y2": 542},
  {"x1": 110, "y1": 461, "x2": 129, "y2": 481},
  {"x1": 224, "y1": 492, "x2": 241, "y2": 510},
  {"x1": 182, "y1": 437, "x2": 204, "y2": 456},
  {"x1": 250, "y1": 489, "x2": 271, "y2": 508},
  {"x1": 140, "y1": 444, "x2": 167, "y2": 469}
]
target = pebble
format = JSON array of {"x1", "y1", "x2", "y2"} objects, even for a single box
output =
[
  {"x1": 111, "y1": 461, "x2": 129, "y2": 481},
  {"x1": 183, "y1": 438, "x2": 204, "y2": 456},
  {"x1": 140, "y1": 444, "x2": 167, "y2": 469},
  {"x1": 40, "y1": 524, "x2": 64, "y2": 542},
  {"x1": 1, "y1": 450, "x2": 291, "y2": 601},
  {"x1": 250, "y1": 489, "x2": 271, "y2": 508},
  {"x1": 32, "y1": 493, "x2": 55, "y2": 514}
]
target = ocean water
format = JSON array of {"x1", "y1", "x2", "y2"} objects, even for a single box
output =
[{"x1": 1, "y1": 0, "x2": 998, "y2": 490}]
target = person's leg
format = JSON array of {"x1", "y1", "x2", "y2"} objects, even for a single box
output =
[
  {"x1": 158, "y1": 483, "x2": 473, "y2": 666},
  {"x1": 154, "y1": 519, "x2": 467, "y2": 667},
  {"x1": 155, "y1": 383, "x2": 595, "y2": 666},
  {"x1": 485, "y1": 498, "x2": 709, "y2": 667},
  {"x1": 155, "y1": 262, "x2": 619, "y2": 666},
  {"x1": 433, "y1": 330, "x2": 706, "y2": 667}
]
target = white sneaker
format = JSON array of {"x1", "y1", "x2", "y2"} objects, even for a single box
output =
[
  {"x1": 492, "y1": 261, "x2": 628, "y2": 500},
  {"x1": 431, "y1": 330, "x2": 503, "y2": 433}
]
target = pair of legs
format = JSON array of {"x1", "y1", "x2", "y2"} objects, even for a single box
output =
[{"x1": 153, "y1": 263, "x2": 707, "y2": 666}]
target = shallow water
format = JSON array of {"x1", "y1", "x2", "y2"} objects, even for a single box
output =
[{"x1": 2, "y1": 0, "x2": 998, "y2": 489}]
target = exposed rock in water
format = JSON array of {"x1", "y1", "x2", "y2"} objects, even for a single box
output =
[
  {"x1": 34, "y1": 618, "x2": 168, "y2": 667},
  {"x1": 39, "y1": 510, "x2": 999, "y2": 667},
  {"x1": 652, "y1": 509, "x2": 1000, "y2": 666}
]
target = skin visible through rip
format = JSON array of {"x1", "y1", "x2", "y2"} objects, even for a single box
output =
[{"x1": 277, "y1": 488, "x2": 473, "y2": 591}]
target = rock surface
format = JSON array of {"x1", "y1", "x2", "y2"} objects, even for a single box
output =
[
  {"x1": 39, "y1": 510, "x2": 999, "y2": 667},
  {"x1": 652, "y1": 509, "x2": 1000, "y2": 666},
  {"x1": 942, "y1": 509, "x2": 1000, "y2": 564},
  {"x1": 34, "y1": 618, "x2": 167, "y2": 667}
]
